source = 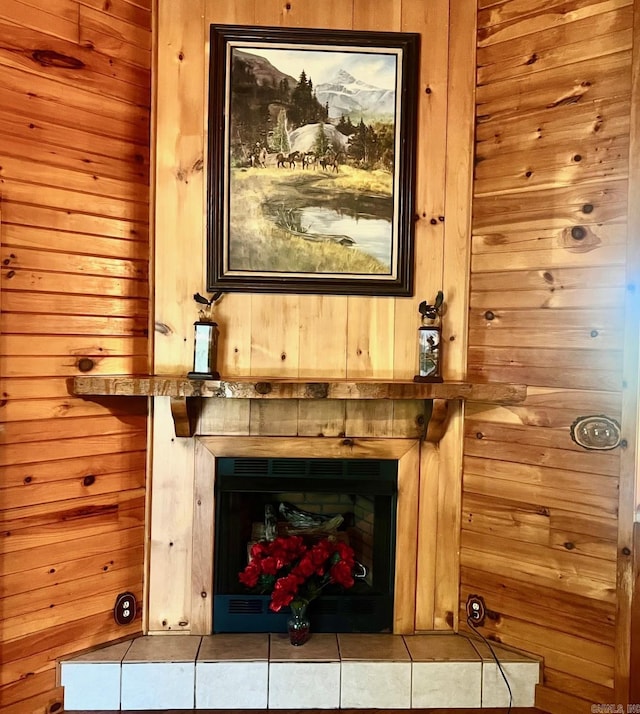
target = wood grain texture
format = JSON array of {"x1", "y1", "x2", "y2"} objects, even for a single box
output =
[
  {"x1": 0, "y1": 2, "x2": 150, "y2": 713},
  {"x1": 615, "y1": 0, "x2": 640, "y2": 703},
  {"x1": 73, "y1": 374, "x2": 528, "y2": 402},
  {"x1": 466, "y1": 0, "x2": 634, "y2": 710}
]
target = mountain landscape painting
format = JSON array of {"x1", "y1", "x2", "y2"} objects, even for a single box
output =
[{"x1": 207, "y1": 26, "x2": 419, "y2": 295}]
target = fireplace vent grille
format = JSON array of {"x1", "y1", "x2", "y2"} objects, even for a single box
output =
[{"x1": 222, "y1": 458, "x2": 391, "y2": 481}]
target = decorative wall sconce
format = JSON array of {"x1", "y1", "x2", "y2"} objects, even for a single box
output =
[
  {"x1": 188, "y1": 292, "x2": 223, "y2": 380},
  {"x1": 414, "y1": 291, "x2": 444, "y2": 383},
  {"x1": 570, "y1": 415, "x2": 621, "y2": 451}
]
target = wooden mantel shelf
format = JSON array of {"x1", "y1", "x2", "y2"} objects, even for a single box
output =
[{"x1": 72, "y1": 375, "x2": 526, "y2": 439}]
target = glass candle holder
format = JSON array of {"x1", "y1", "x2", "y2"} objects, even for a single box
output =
[{"x1": 187, "y1": 320, "x2": 220, "y2": 379}]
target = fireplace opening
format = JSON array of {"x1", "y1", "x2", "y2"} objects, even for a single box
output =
[{"x1": 213, "y1": 457, "x2": 397, "y2": 633}]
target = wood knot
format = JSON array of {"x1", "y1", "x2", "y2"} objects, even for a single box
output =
[
  {"x1": 32, "y1": 50, "x2": 85, "y2": 69},
  {"x1": 83, "y1": 474, "x2": 96, "y2": 487},
  {"x1": 77, "y1": 357, "x2": 94, "y2": 372},
  {"x1": 155, "y1": 321, "x2": 172, "y2": 335},
  {"x1": 305, "y1": 383, "x2": 329, "y2": 399},
  {"x1": 255, "y1": 382, "x2": 272, "y2": 395}
]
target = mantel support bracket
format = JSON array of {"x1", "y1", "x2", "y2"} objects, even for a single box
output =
[
  {"x1": 170, "y1": 396, "x2": 202, "y2": 437},
  {"x1": 424, "y1": 398, "x2": 450, "y2": 443}
]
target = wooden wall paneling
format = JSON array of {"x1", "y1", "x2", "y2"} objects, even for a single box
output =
[
  {"x1": 153, "y1": 0, "x2": 205, "y2": 374},
  {"x1": 476, "y1": 98, "x2": 630, "y2": 162},
  {"x1": 394, "y1": 440, "x2": 420, "y2": 633},
  {"x1": 473, "y1": 181, "x2": 628, "y2": 234},
  {"x1": 0, "y1": 0, "x2": 151, "y2": 710},
  {"x1": 75, "y1": 0, "x2": 152, "y2": 29},
  {"x1": 254, "y1": 0, "x2": 348, "y2": 26},
  {"x1": 471, "y1": 225, "x2": 628, "y2": 274},
  {"x1": 0, "y1": 0, "x2": 79, "y2": 42},
  {"x1": 344, "y1": 1, "x2": 395, "y2": 430},
  {"x1": 147, "y1": 399, "x2": 194, "y2": 631},
  {"x1": 249, "y1": 294, "x2": 300, "y2": 377},
  {"x1": 615, "y1": 0, "x2": 640, "y2": 702},
  {"x1": 246, "y1": 0, "x2": 303, "y2": 388},
  {"x1": 205, "y1": 3, "x2": 254, "y2": 379},
  {"x1": 293, "y1": 2, "x2": 350, "y2": 384},
  {"x1": 429, "y1": 0, "x2": 476, "y2": 633},
  {"x1": 198, "y1": 398, "x2": 252, "y2": 435},
  {"x1": 2, "y1": 222, "x2": 149, "y2": 262},
  {"x1": 631, "y1": 523, "x2": 640, "y2": 704},
  {"x1": 0, "y1": 19, "x2": 151, "y2": 99},
  {"x1": 79, "y1": 5, "x2": 151, "y2": 68},
  {"x1": 477, "y1": 7, "x2": 633, "y2": 86},
  {"x1": 0, "y1": 110, "x2": 148, "y2": 174},
  {"x1": 190, "y1": 439, "x2": 216, "y2": 634},
  {"x1": 415, "y1": 441, "x2": 440, "y2": 630},
  {"x1": 477, "y1": 0, "x2": 633, "y2": 42},
  {"x1": 465, "y1": 1, "x2": 632, "y2": 709},
  {"x1": 148, "y1": 0, "x2": 204, "y2": 633}
]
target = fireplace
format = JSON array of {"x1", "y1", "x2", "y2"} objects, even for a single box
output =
[
  {"x1": 179, "y1": 437, "x2": 419, "y2": 636},
  {"x1": 212, "y1": 457, "x2": 398, "y2": 633}
]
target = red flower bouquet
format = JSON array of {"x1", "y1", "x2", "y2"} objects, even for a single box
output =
[{"x1": 238, "y1": 534, "x2": 356, "y2": 612}]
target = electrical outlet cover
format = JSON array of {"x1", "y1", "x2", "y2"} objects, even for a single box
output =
[{"x1": 114, "y1": 591, "x2": 137, "y2": 625}]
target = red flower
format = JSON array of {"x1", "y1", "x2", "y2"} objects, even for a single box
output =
[
  {"x1": 238, "y1": 533, "x2": 357, "y2": 612},
  {"x1": 238, "y1": 561, "x2": 261, "y2": 588},
  {"x1": 330, "y1": 559, "x2": 355, "y2": 588}
]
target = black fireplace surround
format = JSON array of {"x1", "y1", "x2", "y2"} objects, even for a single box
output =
[{"x1": 213, "y1": 457, "x2": 398, "y2": 633}]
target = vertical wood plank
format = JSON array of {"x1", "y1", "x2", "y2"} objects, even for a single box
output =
[
  {"x1": 616, "y1": 0, "x2": 640, "y2": 700},
  {"x1": 190, "y1": 439, "x2": 216, "y2": 634},
  {"x1": 205, "y1": 2, "x2": 255, "y2": 379},
  {"x1": 154, "y1": 0, "x2": 205, "y2": 374},
  {"x1": 415, "y1": 441, "x2": 440, "y2": 630},
  {"x1": 433, "y1": 0, "x2": 476, "y2": 632},
  {"x1": 296, "y1": 400, "x2": 347, "y2": 437},
  {"x1": 400, "y1": 0, "x2": 452, "y2": 631},
  {"x1": 394, "y1": 0, "x2": 449, "y2": 381},
  {"x1": 394, "y1": 440, "x2": 420, "y2": 633},
  {"x1": 631, "y1": 523, "x2": 640, "y2": 704},
  {"x1": 149, "y1": 0, "x2": 205, "y2": 632},
  {"x1": 147, "y1": 398, "x2": 195, "y2": 631}
]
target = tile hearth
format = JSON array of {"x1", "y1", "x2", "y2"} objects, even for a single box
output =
[{"x1": 60, "y1": 633, "x2": 541, "y2": 711}]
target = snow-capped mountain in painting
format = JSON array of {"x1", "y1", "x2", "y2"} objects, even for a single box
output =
[{"x1": 315, "y1": 68, "x2": 396, "y2": 120}]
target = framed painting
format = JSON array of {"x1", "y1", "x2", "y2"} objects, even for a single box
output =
[{"x1": 207, "y1": 24, "x2": 419, "y2": 296}]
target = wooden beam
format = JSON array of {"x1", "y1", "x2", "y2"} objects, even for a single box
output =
[{"x1": 72, "y1": 375, "x2": 527, "y2": 403}]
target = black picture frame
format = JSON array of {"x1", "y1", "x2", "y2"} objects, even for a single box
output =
[{"x1": 207, "y1": 24, "x2": 419, "y2": 296}]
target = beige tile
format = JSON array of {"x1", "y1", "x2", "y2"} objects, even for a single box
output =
[
  {"x1": 196, "y1": 661, "x2": 268, "y2": 708},
  {"x1": 412, "y1": 661, "x2": 482, "y2": 708},
  {"x1": 66, "y1": 639, "x2": 133, "y2": 663},
  {"x1": 482, "y1": 661, "x2": 540, "y2": 708},
  {"x1": 269, "y1": 662, "x2": 341, "y2": 708},
  {"x1": 269, "y1": 633, "x2": 339, "y2": 661},
  {"x1": 404, "y1": 634, "x2": 481, "y2": 662},
  {"x1": 341, "y1": 661, "x2": 411, "y2": 708},
  {"x1": 121, "y1": 662, "x2": 195, "y2": 709},
  {"x1": 338, "y1": 633, "x2": 410, "y2": 661},
  {"x1": 198, "y1": 633, "x2": 268, "y2": 661},
  {"x1": 61, "y1": 662, "x2": 122, "y2": 710},
  {"x1": 124, "y1": 635, "x2": 201, "y2": 663}
]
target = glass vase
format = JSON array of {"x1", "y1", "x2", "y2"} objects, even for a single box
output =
[{"x1": 287, "y1": 600, "x2": 311, "y2": 646}]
